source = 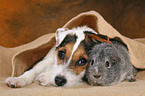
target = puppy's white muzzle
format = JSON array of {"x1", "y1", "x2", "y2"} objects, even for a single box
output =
[{"x1": 41, "y1": 65, "x2": 84, "y2": 87}]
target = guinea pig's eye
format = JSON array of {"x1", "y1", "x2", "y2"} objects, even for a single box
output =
[
  {"x1": 75, "y1": 58, "x2": 87, "y2": 66},
  {"x1": 91, "y1": 60, "x2": 94, "y2": 66},
  {"x1": 58, "y1": 50, "x2": 66, "y2": 60},
  {"x1": 105, "y1": 61, "x2": 111, "y2": 68}
]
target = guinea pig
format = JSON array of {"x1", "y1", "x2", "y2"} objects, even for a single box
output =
[{"x1": 85, "y1": 41, "x2": 137, "y2": 86}]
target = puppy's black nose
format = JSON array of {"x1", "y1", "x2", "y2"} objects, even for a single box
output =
[{"x1": 55, "y1": 76, "x2": 67, "y2": 86}]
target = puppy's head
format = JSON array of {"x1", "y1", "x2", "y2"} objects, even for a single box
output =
[{"x1": 50, "y1": 26, "x2": 110, "y2": 87}]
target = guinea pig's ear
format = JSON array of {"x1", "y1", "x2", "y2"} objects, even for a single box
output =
[
  {"x1": 84, "y1": 32, "x2": 112, "y2": 44},
  {"x1": 112, "y1": 57, "x2": 121, "y2": 64}
]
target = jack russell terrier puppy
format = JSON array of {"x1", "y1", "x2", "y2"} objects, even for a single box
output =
[{"x1": 6, "y1": 26, "x2": 111, "y2": 88}]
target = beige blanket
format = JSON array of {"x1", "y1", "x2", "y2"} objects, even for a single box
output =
[{"x1": 0, "y1": 11, "x2": 145, "y2": 96}]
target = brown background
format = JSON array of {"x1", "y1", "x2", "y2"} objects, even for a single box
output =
[{"x1": 0, "y1": 0, "x2": 144, "y2": 47}]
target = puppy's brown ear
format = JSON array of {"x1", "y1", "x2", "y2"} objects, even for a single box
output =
[{"x1": 84, "y1": 31, "x2": 112, "y2": 44}]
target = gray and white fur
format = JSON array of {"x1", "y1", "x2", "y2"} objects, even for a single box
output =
[{"x1": 86, "y1": 41, "x2": 137, "y2": 86}]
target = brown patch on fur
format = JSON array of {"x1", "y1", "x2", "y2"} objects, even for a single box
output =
[
  {"x1": 69, "y1": 44, "x2": 88, "y2": 75},
  {"x1": 56, "y1": 42, "x2": 74, "y2": 65},
  {"x1": 56, "y1": 41, "x2": 88, "y2": 75}
]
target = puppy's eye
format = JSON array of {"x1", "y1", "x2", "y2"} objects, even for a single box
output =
[
  {"x1": 58, "y1": 50, "x2": 66, "y2": 60},
  {"x1": 105, "y1": 61, "x2": 111, "y2": 68},
  {"x1": 75, "y1": 58, "x2": 87, "y2": 66}
]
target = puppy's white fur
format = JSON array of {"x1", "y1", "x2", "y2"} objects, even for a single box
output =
[
  {"x1": 6, "y1": 46, "x2": 56, "y2": 87},
  {"x1": 6, "y1": 26, "x2": 97, "y2": 87}
]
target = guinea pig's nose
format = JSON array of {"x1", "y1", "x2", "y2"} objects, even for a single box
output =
[
  {"x1": 55, "y1": 76, "x2": 67, "y2": 86},
  {"x1": 93, "y1": 74, "x2": 101, "y2": 79}
]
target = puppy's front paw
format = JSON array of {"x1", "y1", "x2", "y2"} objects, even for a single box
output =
[
  {"x1": 6, "y1": 77, "x2": 27, "y2": 88},
  {"x1": 38, "y1": 73, "x2": 51, "y2": 86}
]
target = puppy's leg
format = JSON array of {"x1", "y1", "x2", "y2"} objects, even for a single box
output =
[
  {"x1": 6, "y1": 60, "x2": 50, "y2": 88},
  {"x1": 6, "y1": 46, "x2": 56, "y2": 88},
  {"x1": 38, "y1": 71, "x2": 52, "y2": 86}
]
